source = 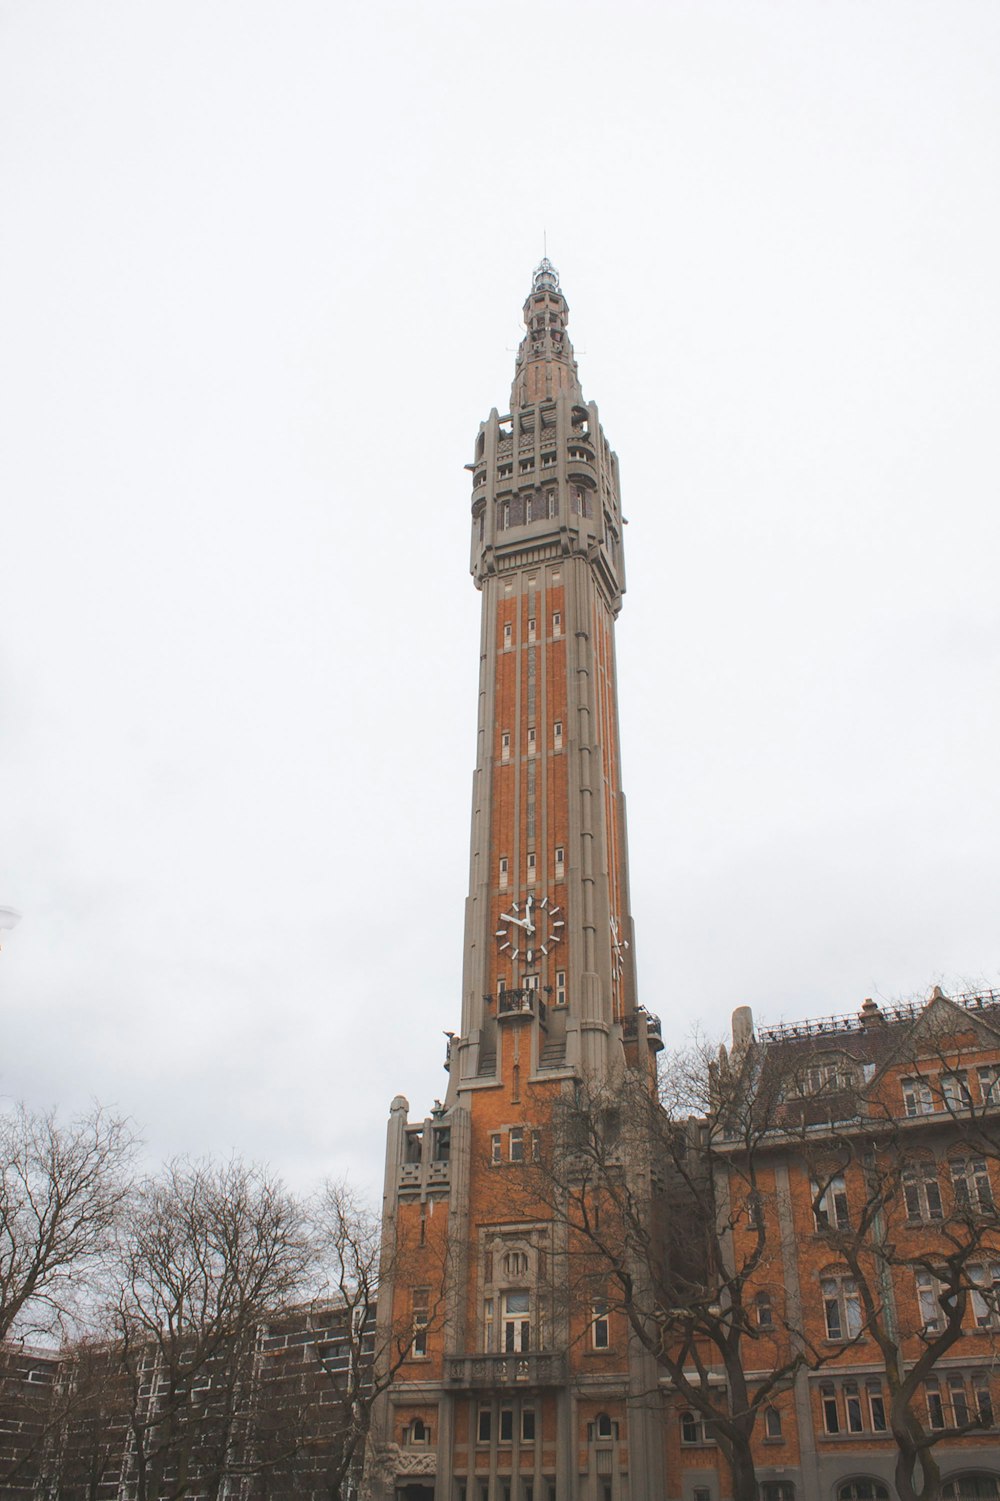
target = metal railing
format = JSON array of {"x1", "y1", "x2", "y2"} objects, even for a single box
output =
[{"x1": 758, "y1": 989, "x2": 1000, "y2": 1044}]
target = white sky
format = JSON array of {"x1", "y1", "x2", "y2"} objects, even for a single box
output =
[{"x1": 1, "y1": 1, "x2": 998, "y2": 1199}]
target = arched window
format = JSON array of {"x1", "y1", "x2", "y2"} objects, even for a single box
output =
[
  {"x1": 502, "y1": 1250, "x2": 528, "y2": 1278},
  {"x1": 902, "y1": 1156, "x2": 944, "y2": 1220},
  {"x1": 680, "y1": 1409, "x2": 706, "y2": 1444},
  {"x1": 838, "y1": 1482, "x2": 890, "y2": 1500},
  {"x1": 943, "y1": 1478, "x2": 1000, "y2": 1499},
  {"x1": 407, "y1": 1418, "x2": 429, "y2": 1444},
  {"x1": 595, "y1": 1412, "x2": 614, "y2": 1439}
]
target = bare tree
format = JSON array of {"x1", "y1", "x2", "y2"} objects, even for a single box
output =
[
  {"x1": 0, "y1": 1102, "x2": 135, "y2": 1343},
  {"x1": 528, "y1": 1043, "x2": 853, "y2": 1501},
  {"x1": 799, "y1": 1022, "x2": 1000, "y2": 1501},
  {"x1": 111, "y1": 1157, "x2": 313, "y2": 1501}
]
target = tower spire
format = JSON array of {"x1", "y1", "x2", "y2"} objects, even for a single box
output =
[{"x1": 510, "y1": 259, "x2": 583, "y2": 410}]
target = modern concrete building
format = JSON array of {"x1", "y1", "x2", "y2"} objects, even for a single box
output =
[{"x1": 371, "y1": 261, "x2": 664, "y2": 1501}]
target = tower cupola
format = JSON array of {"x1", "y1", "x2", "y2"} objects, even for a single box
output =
[{"x1": 511, "y1": 257, "x2": 582, "y2": 410}]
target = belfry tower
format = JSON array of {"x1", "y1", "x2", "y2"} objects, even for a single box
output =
[{"x1": 374, "y1": 263, "x2": 663, "y2": 1501}]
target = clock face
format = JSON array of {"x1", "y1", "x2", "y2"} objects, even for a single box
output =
[
  {"x1": 495, "y1": 892, "x2": 564, "y2": 967},
  {"x1": 610, "y1": 914, "x2": 629, "y2": 980}
]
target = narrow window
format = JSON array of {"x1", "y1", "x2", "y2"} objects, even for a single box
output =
[
  {"x1": 501, "y1": 731, "x2": 511, "y2": 761},
  {"x1": 509, "y1": 1127, "x2": 524, "y2": 1163},
  {"x1": 813, "y1": 1175, "x2": 850, "y2": 1231},
  {"x1": 555, "y1": 970, "x2": 567, "y2": 1007},
  {"x1": 499, "y1": 856, "x2": 508, "y2": 888},
  {"x1": 845, "y1": 1381, "x2": 864, "y2": 1433},
  {"x1": 903, "y1": 1076, "x2": 934, "y2": 1116},
  {"x1": 948, "y1": 1373, "x2": 970, "y2": 1426},
  {"x1": 680, "y1": 1410, "x2": 702, "y2": 1444},
  {"x1": 499, "y1": 1408, "x2": 514, "y2": 1443},
  {"x1": 521, "y1": 1407, "x2": 536, "y2": 1442},
  {"x1": 503, "y1": 620, "x2": 512, "y2": 648},
  {"x1": 978, "y1": 1065, "x2": 1000, "y2": 1104},
  {"x1": 412, "y1": 1289, "x2": 429, "y2": 1357},
  {"x1": 973, "y1": 1371, "x2": 995, "y2": 1426},
  {"x1": 591, "y1": 1300, "x2": 610, "y2": 1349},
  {"x1": 755, "y1": 1291, "x2": 774, "y2": 1328},
  {"x1": 527, "y1": 617, "x2": 536, "y2": 642},
  {"x1": 821, "y1": 1383, "x2": 840, "y2": 1433},
  {"x1": 491, "y1": 1134, "x2": 501, "y2": 1166},
  {"x1": 526, "y1": 853, "x2": 536, "y2": 885},
  {"x1": 867, "y1": 1379, "x2": 887, "y2": 1432},
  {"x1": 916, "y1": 1269, "x2": 943, "y2": 1330},
  {"x1": 552, "y1": 611, "x2": 562, "y2": 636},
  {"x1": 554, "y1": 846, "x2": 565, "y2": 880},
  {"x1": 764, "y1": 1405, "x2": 782, "y2": 1438},
  {"x1": 969, "y1": 1262, "x2": 1000, "y2": 1327},
  {"x1": 553, "y1": 720, "x2": 563, "y2": 750},
  {"x1": 527, "y1": 726, "x2": 537, "y2": 756},
  {"x1": 926, "y1": 1379, "x2": 944, "y2": 1429},
  {"x1": 483, "y1": 1297, "x2": 493, "y2": 1352},
  {"x1": 502, "y1": 1290, "x2": 530, "y2": 1352},
  {"x1": 477, "y1": 1407, "x2": 492, "y2": 1443}
]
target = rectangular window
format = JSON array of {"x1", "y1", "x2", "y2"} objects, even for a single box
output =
[
  {"x1": 591, "y1": 1299, "x2": 610, "y2": 1349},
  {"x1": 499, "y1": 856, "x2": 509, "y2": 888},
  {"x1": 503, "y1": 620, "x2": 512, "y2": 647},
  {"x1": 813, "y1": 1175, "x2": 850, "y2": 1231},
  {"x1": 978, "y1": 1065, "x2": 1000, "y2": 1104},
  {"x1": 903, "y1": 1077, "x2": 934, "y2": 1116},
  {"x1": 926, "y1": 1381, "x2": 945, "y2": 1429},
  {"x1": 868, "y1": 1380, "x2": 887, "y2": 1432},
  {"x1": 499, "y1": 1408, "x2": 514, "y2": 1443},
  {"x1": 845, "y1": 1381, "x2": 864, "y2": 1433},
  {"x1": 973, "y1": 1373, "x2": 994, "y2": 1427},
  {"x1": 477, "y1": 1407, "x2": 492, "y2": 1443},
  {"x1": 483, "y1": 1298, "x2": 493, "y2": 1353},
  {"x1": 821, "y1": 1383, "x2": 840, "y2": 1434},
  {"x1": 527, "y1": 617, "x2": 536, "y2": 642},
  {"x1": 694, "y1": 1491, "x2": 711, "y2": 1501},
  {"x1": 501, "y1": 731, "x2": 511, "y2": 761},
  {"x1": 554, "y1": 846, "x2": 565, "y2": 880},
  {"x1": 555, "y1": 970, "x2": 567, "y2": 1007},
  {"x1": 491, "y1": 1134, "x2": 501, "y2": 1166},
  {"x1": 522, "y1": 1407, "x2": 536, "y2": 1442},
  {"x1": 527, "y1": 726, "x2": 537, "y2": 755},
  {"x1": 552, "y1": 611, "x2": 562, "y2": 636},
  {"x1": 502, "y1": 1290, "x2": 531, "y2": 1352},
  {"x1": 553, "y1": 720, "x2": 563, "y2": 750},
  {"x1": 969, "y1": 1262, "x2": 1000, "y2": 1327},
  {"x1": 412, "y1": 1289, "x2": 429, "y2": 1357},
  {"x1": 948, "y1": 1373, "x2": 970, "y2": 1426},
  {"x1": 916, "y1": 1270, "x2": 942, "y2": 1331},
  {"x1": 764, "y1": 1405, "x2": 782, "y2": 1438},
  {"x1": 509, "y1": 1128, "x2": 524, "y2": 1163},
  {"x1": 526, "y1": 853, "x2": 536, "y2": 884},
  {"x1": 942, "y1": 1071, "x2": 971, "y2": 1110}
]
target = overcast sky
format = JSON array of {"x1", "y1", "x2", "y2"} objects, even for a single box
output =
[{"x1": 1, "y1": 1, "x2": 998, "y2": 1200}]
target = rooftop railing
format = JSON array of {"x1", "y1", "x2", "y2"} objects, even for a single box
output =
[{"x1": 758, "y1": 989, "x2": 1000, "y2": 1044}]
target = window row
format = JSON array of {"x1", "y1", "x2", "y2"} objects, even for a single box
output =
[
  {"x1": 903, "y1": 1066, "x2": 1000, "y2": 1116},
  {"x1": 917, "y1": 1263, "x2": 1000, "y2": 1331},
  {"x1": 499, "y1": 722, "x2": 563, "y2": 758},
  {"x1": 820, "y1": 1377, "x2": 888, "y2": 1434},
  {"x1": 498, "y1": 850, "x2": 565, "y2": 888},
  {"x1": 497, "y1": 492, "x2": 559, "y2": 528},
  {"x1": 926, "y1": 1371, "x2": 995, "y2": 1430},
  {"x1": 456, "y1": 1480, "x2": 557, "y2": 1501},
  {"x1": 495, "y1": 973, "x2": 567, "y2": 1007},
  {"x1": 690, "y1": 1480, "x2": 1000, "y2": 1501},
  {"x1": 810, "y1": 1153, "x2": 995, "y2": 1232},
  {"x1": 490, "y1": 1127, "x2": 540, "y2": 1165},
  {"x1": 501, "y1": 612, "x2": 562, "y2": 647},
  {"x1": 476, "y1": 1403, "x2": 537, "y2": 1443}
]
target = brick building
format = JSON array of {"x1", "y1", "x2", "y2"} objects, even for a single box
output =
[{"x1": 372, "y1": 265, "x2": 1000, "y2": 1501}]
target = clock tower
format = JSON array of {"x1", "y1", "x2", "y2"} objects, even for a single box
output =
[{"x1": 373, "y1": 262, "x2": 664, "y2": 1501}]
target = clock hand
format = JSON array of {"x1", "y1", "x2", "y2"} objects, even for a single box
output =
[{"x1": 500, "y1": 911, "x2": 529, "y2": 929}]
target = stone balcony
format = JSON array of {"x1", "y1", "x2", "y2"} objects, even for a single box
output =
[{"x1": 446, "y1": 1352, "x2": 567, "y2": 1389}]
